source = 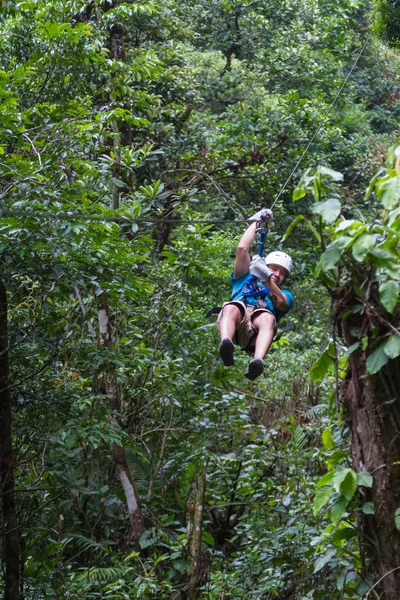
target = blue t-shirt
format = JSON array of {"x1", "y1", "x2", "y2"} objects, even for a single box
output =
[{"x1": 230, "y1": 272, "x2": 293, "y2": 322}]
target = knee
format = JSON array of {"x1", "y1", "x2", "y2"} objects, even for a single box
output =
[
  {"x1": 252, "y1": 312, "x2": 275, "y2": 331},
  {"x1": 222, "y1": 304, "x2": 242, "y2": 321}
]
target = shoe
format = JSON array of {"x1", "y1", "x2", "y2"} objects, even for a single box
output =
[
  {"x1": 244, "y1": 357, "x2": 264, "y2": 380},
  {"x1": 219, "y1": 338, "x2": 235, "y2": 366}
]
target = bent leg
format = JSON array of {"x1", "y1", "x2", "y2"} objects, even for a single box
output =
[
  {"x1": 218, "y1": 303, "x2": 243, "y2": 342},
  {"x1": 217, "y1": 303, "x2": 244, "y2": 367},
  {"x1": 244, "y1": 312, "x2": 275, "y2": 380},
  {"x1": 251, "y1": 311, "x2": 276, "y2": 359}
]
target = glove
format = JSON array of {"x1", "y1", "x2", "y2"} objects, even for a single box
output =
[
  {"x1": 249, "y1": 255, "x2": 272, "y2": 282},
  {"x1": 248, "y1": 208, "x2": 273, "y2": 223}
]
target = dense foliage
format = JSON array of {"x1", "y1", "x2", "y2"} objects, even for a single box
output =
[{"x1": 0, "y1": 0, "x2": 399, "y2": 598}]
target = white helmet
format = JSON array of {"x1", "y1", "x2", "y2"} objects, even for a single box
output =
[{"x1": 265, "y1": 251, "x2": 293, "y2": 275}]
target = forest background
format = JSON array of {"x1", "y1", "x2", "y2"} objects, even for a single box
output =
[{"x1": 1, "y1": 0, "x2": 400, "y2": 599}]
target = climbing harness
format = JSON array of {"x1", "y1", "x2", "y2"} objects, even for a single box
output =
[{"x1": 230, "y1": 275, "x2": 271, "y2": 304}]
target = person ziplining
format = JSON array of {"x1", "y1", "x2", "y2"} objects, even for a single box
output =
[{"x1": 217, "y1": 209, "x2": 293, "y2": 381}]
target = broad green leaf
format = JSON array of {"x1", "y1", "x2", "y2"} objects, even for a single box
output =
[
  {"x1": 320, "y1": 242, "x2": 344, "y2": 271},
  {"x1": 317, "y1": 270, "x2": 337, "y2": 288},
  {"x1": 357, "y1": 471, "x2": 373, "y2": 488},
  {"x1": 345, "y1": 342, "x2": 360, "y2": 357},
  {"x1": 340, "y1": 470, "x2": 357, "y2": 500},
  {"x1": 331, "y1": 527, "x2": 357, "y2": 544},
  {"x1": 378, "y1": 176, "x2": 400, "y2": 209},
  {"x1": 332, "y1": 468, "x2": 352, "y2": 493},
  {"x1": 366, "y1": 344, "x2": 390, "y2": 374},
  {"x1": 310, "y1": 343, "x2": 334, "y2": 382},
  {"x1": 292, "y1": 186, "x2": 306, "y2": 201},
  {"x1": 311, "y1": 198, "x2": 341, "y2": 223},
  {"x1": 319, "y1": 166, "x2": 344, "y2": 182},
  {"x1": 369, "y1": 247, "x2": 396, "y2": 268},
  {"x1": 361, "y1": 502, "x2": 375, "y2": 515},
  {"x1": 335, "y1": 219, "x2": 357, "y2": 232},
  {"x1": 335, "y1": 235, "x2": 354, "y2": 250},
  {"x1": 317, "y1": 471, "x2": 335, "y2": 488},
  {"x1": 336, "y1": 568, "x2": 356, "y2": 590},
  {"x1": 352, "y1": 234, "x2": 377, "y2": 262},
  {"x1": 387, "y1": 205, "x2": 400, "y2": 226},
  {"x1": 313, "y1": 486, "x2": 334, "y2": 515},
  {"x1": 327, "y1": 450, "x2": 348, "y2": 469},
  {"x1": 202, "y1": 532, "x2": 215, "y2": 546},
  {"x1": 139, "y1": 530, "x2": 157, "y2": 549},
  {"x1": 395, "y1": 508, "x2": 400, "y2": 531},
  {"x1": 365, "y1": 168, "x2": 385, "y2": 199},
  {"x1": 331, "y1": 495, "x2": 349, "y2": 524},
  {"x1": 125, "y1": 551, "x2": 140, "y2": 559},
  {"x1": 384, "y1": 334, "x2": 400, "y2": 359},
  {"x1": 379, "y1": 280, "x2": 399, "y2": 313},
  {"x1": 322, "y1": 428, "x2": 335, "y2": 450},
  {"x1": 313, "y1": 549, "x2": 336, "y2": 573}
]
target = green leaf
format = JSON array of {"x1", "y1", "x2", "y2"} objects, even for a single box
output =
[
  {"x1": 310, "y1": 342, "x2": 334, "y2": 382},
  {"x1": 319, "y1": 166, "x2": 344, "y2": 182},
  {"x1": 384, "y1": 334, "x2": 400, "y2": 360},
  {"x1": 395, "y1": 508, "x2": 400, "y2": 531},
  {"x1": 331, "y1": 527, "x2": 357, "y2": 544},
  {"x1": 361, "y1": 502, "x2": 375, "y2": 515},
  {"x1": 313, "y1": 486, "x2": 334, "y2": 515},
  {"x1": 311, "y1": 198, "x2": 341, "y2": 223},
  {"x1": 357, "y1": 471, "x2": 373, "y2": 488},
  {"x1": 378, "y1": 176, "x2": 400, "y2": 209},
  {"x1": 340, "y1": 470, "x2": 357, "y2": 500},
  {"x1": 335, "y1": 235, "x2": 354, "y2": 250},
  {"x1": 369, "y1": 247, "x2": 395, "y2": 268},
  {"x1": 352, "y1": 234, "x2": 377, "y2": 262},
  {"x1": 322, "y1": 428, "x2": 335, "y2": 450},
  {"x1": 125, "y1": 551, "x2": 140, "y2": 559},
  {"x1": 327, "y1": 451, "x2": 348, "y2": 469},
  {"x1": 139, "y1": 530, "x2": 157, "y2": 549},
  {"x1": 313, "y1": 548, "x2": 336, "y2": 573},
  {"x1": 320, "y1": 242, "x2": 344, "y2": 271},
  {"x1": 379, "y1": 280, "x2": 399, "y2": 313},
  {"x1": 332, "y1": 468, "x2": 352, "y2": 493},
  {"x1": 202, "y1": 532, "x2": 215, "y2": 546},
  {"x1": 317, "y1": 471, "x2": 335, "y2": 488},
  {"x1": 366, "y1": 344, "x2": 390, "y2": 375},
  {"x1": 331, "y1": 495, "x2": 349, "y2": 524},
  {"x1": 345, "y1": 342, "x2": 360, "y2": 357},
  {"x1": 292, "y1": 186, "x2": 306, "y2": 201},
  {"x1": 336, "y1": 568, "x2": 356, "y2": 590},
  {"x1": 365, "y1": 168, "x2": 385, "y2": 199}
]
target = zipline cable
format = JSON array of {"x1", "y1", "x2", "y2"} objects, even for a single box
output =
[{"x1": 269, "y1": 36, "x2": 370, "y2": 211}]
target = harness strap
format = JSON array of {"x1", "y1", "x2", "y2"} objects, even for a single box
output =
[{"x1": 230, "y1": 275, "x2": 272, "y2": 303}]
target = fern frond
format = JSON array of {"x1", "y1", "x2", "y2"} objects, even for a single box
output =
[
  {"x1": 75, "y1": 565, "x2": 135, "y2": 583},
  {"x1": 306, "y1": 404, "x2": 329, "y2": 419},
  {"x1": 65, "y1": 533, "x2": 114, "y2": 559}
]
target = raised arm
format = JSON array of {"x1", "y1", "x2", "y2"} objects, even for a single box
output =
[{"x1": 233, "y1": 222, "x2": 257, "y2": 279}]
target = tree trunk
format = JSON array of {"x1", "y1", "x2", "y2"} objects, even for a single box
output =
[
  {"x1": 0, "y1": 279, "x2": 20, "y2": 600},
  {"x1": 98, "y1": 299, "x2": 144, "y2": 543},
  {"x1": 338, "y1": 294, "x2": 400, "y2": 599},
  {"x1": 188, "y1": 470, "x2": 206, "y2": 600}
]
